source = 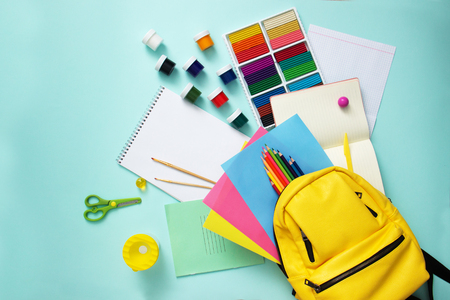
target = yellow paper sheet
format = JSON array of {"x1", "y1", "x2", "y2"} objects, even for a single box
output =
[{"x1": 204, "y1": 210, "x2": 279, "y2": 264}]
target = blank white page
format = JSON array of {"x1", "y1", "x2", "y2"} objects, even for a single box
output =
[{"x1": 308, "y1": 25, "x2": 396, "y2": 136}]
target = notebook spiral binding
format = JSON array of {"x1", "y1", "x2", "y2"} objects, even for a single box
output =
[{"x1": 116, "y1": 86, "x2": 166, "y2": 164}]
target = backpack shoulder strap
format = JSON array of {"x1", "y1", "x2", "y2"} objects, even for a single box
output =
[{"x1": 422, "y1": 249, "x2": 450, "y2": 300}]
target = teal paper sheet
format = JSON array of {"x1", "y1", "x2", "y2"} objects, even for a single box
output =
[{"x1": 222, "y1": 115, "x2": 333, "y2": 244}]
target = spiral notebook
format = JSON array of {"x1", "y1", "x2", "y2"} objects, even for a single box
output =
[{"x1": 117, "y1": 87, "x2": 249, "y2": 202}]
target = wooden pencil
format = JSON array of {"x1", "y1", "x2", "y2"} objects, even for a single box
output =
[
  {"x1": 263, "y1": 148, "x2": 289, "y2": 187},
  {"x1": 290, "y1": 156, "x2": 304, "y2": 176},
  {"x1": 266, "y1": 145, "x2": 291, "y2": 183},
  {"x1": 261, "y1": 156, "x2": 284, "y2": 189},
  {"x1": 151, "y1": 157, "x2": 216, "y2": 184},
  {"x1": 154, "y1": 178, "x2": 213, "y2": 189},
  {"x1": 264, "y1": 167, "x2": 282, "y2": 193},
  {"x1": 270, "y1": 180, "x2": 281, "y2": 196},
  {"x1": 274, "y1": 149, "x2": 294, "y2": 181},
  {"x1": 278, "y1": 150, "x2": 298, "y2": 179}
]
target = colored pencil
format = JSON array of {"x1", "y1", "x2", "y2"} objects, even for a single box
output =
[
  {"x1": 344, "y1": 133, "x2": 353, "y2": 172},
  {"x1": 271, "y1": 180, "x2": 281, "y2": 196},
  {"x1": 154, "y1": 178, "x2": 213, "y2": 189},
  {"x1": 278, "y1": 150, "x2": 298, "y2": 179},
  {"x1": 261, "y1": 156, "x2": 284, "y2": 190},
  {"x1": 290, "y1": 156, "x2": 304, "y2": 176},
  {"x1": 151, "y1": 157, "x2": 216, "y2": 184},
  {"x1": 266, "y1": 145, "x2": 291, "y2": 183},
  {"x1": 289, "y1": 159, "x2": 301, "y2": 177},
  {"x1": 263, "y1": 148, "x2": 289, "y2": 186},
  {"x1": 264, "y1": 167, "x2": 282, "y2": 193},
  {"x1": 262, "y1": 151, "x2": 286, "y2": 188},
  {"x1": 274, "y1": 149, "x2": 294, "y2": 181}
]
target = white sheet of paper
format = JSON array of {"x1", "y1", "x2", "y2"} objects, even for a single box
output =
[{"x1": 307, "y1": 25, "x2": 396, "y2": 136}]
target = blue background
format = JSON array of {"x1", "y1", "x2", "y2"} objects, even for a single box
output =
[{"x1": 0, "y1": 0, "x2": 449, "y2": 299}]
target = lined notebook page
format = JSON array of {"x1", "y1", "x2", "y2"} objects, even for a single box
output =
[
  {"x1": 308, "y1": 25, "x2": 396, "y2": 136},
  {"x1": 270, "y1": 78, "x2": 384, "y2": 192},
  {"x1": 118, "y1": 87, "x2": 249, "y2": 202}
]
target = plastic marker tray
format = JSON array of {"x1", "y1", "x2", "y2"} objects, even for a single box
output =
[{"x1": 223, "y1": 8, "x2": 325, "y2": 130}]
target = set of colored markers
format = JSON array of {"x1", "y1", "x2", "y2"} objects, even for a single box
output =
[{"x1": 260, "y1": 145, "x2": 304, "y2": 195}]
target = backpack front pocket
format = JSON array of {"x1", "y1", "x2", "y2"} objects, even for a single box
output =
[{"x1": 303, "y1": 222, "x2": 409, "y2": 299}]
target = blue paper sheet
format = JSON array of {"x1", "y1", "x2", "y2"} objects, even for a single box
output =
[{"x1": 222, "y1": 115, "x2": 333, "y2": 244}]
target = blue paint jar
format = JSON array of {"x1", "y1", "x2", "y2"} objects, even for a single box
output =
[
  {"x1": 216, "y1": 64, "x2": 237, "y2": 85},
  {"x1": 182, "y1": 56, "x2": 204, "y2": 78}
]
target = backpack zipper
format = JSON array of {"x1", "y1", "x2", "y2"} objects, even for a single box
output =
[
  {"x1": 304, "y1": 235, "x2": 405, "y2": 293},
  {"x1": 300, "y1": 228, "x2": 315, "y2": 263}
]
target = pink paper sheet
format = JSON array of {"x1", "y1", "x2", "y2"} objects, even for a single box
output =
[{"x1": 203, "y1": 127, "x2": 280, "y2": 261}]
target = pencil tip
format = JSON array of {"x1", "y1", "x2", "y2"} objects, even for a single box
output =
[{"x1": 151, "y1": 157, "x2": 155, "y2": 160}]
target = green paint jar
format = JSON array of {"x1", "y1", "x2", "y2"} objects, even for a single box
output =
[
  {"x1": 180, "y1": 83, "x2": 202, "y2": 103},
  {"x1": 227, "y1": 108, "x2": 248, "y2": 129}
]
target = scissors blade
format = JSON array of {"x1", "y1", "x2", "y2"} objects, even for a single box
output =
[{"x1": 116, "y1": 199, "x2": 141, "y2": 207}]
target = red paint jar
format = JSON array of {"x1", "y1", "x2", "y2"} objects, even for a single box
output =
[{"x1": 207, "y1": 87, "x2": 229, "y2": 108}]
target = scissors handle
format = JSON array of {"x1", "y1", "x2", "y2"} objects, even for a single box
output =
[
  {"x1": 84, "y1": 195, "x2": 142, "y2": 222},
  {"x1": 84, "y1": 195, "x2": 109, "y2": 207}
]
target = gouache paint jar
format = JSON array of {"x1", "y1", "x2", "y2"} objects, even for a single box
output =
[
  {"x1": 142, "y1": 29, "x2": 163, "y2": 51},
  {"x1": 155, "y1": 55, "x2": 176, "y2": 76},
  {"x1": 194, "y1": 30, "x2": 214, "y2": 51},
  {"x1": 227, "y1": 108, "x2": 248, "y2": 129},
  {"x1": 183, "y1": 56, "x2": 204, "y2": 77},
  {"x1": 216, "y1": 64, "x2": 237, "y2": 85},
  {"x1": 180, "y1": 83, "x2": 202, "y2": 103},
  {"x1": 207, "y1": 87, "x2": 229, "y2": 108}
]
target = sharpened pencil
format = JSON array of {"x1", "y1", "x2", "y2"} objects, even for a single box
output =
[
  {"x1": 274, "y1": 149, "x2": 294, "y2": 181},
  {"x1": 266, "y1": 145, "x2": 291, "y2": 183},
  {"x1": 264, "y1": 167, "x2": 282, "y2": 193},
  {"x1": 278, "y1": 150, "x2": 298, "y2": 179},
  {"x1": 151, "y1": 157, "x2": 216, "y2": 184},
  {"x1": 261, "y1": 156, "x2": 284, "y2": 190},
  {"x1": 154, "y1": 178, "x2": 213, "y2": 189},
  {"x1": 263, "y1": 148, "x2": 289, "y2": 187}
]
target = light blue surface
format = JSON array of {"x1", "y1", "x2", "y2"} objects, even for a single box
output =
[{"x1": 0, "y1": 1, "x2": 449, "y2": 299}]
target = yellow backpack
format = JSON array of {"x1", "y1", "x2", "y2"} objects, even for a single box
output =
[{"x1": 273, "y1": 166, "x2": 429, "y2": 300}]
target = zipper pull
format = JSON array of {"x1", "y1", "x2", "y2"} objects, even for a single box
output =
[
  {"x1": 300, "y1": 229, "x2": 315, "y2": 262},
  {"x1": 305, "y1": 279, "x2": 321, "y2": 293}
]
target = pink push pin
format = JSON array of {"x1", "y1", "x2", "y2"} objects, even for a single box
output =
[{"x1": 338, "y1": 97, "x2": 349, "y2": 107}]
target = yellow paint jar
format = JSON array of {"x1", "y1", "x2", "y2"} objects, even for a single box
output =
[
  {"x1": 193, "y1": 30, "x2": 214, "y2": 51},
  {"x1": 123, "y1": 234, "x2": 159, "y2": 272}
]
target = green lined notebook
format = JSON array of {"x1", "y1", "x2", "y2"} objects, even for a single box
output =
[{"x1": 165, "y1": 200, "x2": 264, "y2": 277}]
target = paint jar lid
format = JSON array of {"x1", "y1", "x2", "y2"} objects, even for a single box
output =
[
  {"x1": 180, "y1": 83, "x2": 194, "y2": 99},
  {"x1": 155, "y1": 55, "x2": 167, "y2": 71},
  {"x1": 142, "y1": 29, "x2": 156, "y2": 44},
  {"x1": 182, "y1": 56, "x2": 197, "y2": 71},
  {"x1": 216, "y1": 64, "x2": 233, "y2": 76},
  {"x1": 193, "y1": 30, "x2": 210, "y2": 42},
  {"x1": 207, "y1": 87, "x2": 223, "y2": 101},
  {"x1": 227, "y1": 108, "x2": 243, "y2": 123}
]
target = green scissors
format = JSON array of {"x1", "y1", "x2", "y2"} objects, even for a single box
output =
[{"x1": 84, "y1": 195, "x2": 142, "y2": 222}]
